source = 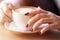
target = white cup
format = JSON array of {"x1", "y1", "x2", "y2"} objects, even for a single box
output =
[{"x1": 12, "y1": 7, "x2": 37, "y2": 31}]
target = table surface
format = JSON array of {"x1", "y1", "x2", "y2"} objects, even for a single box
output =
[{"x1": 0, "y1": 25, "x2": 60, "y2": 40}]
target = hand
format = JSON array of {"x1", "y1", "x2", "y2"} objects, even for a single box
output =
[
  {"x1": 0, "y1": 1, "x2": 15, "y2": 25},
  {"x1": 25, "y1": 7, "x2": 60, "y2": 35}
]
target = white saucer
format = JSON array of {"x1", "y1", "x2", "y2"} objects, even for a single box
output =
[
  {"x1": 4, "y1": 22, "x2": 37, "y2": 33},
  {"x1": 5, "y1": 22, "x2": 49, "y2": 33}
]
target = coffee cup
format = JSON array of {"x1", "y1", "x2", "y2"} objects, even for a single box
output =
[{"x1": 12, "y1": 7, "x2": 37, "y2": 31}]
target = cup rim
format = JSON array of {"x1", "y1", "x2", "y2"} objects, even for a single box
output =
[{"x1": 12, "y1": 6, "x2": 37, "y2": 14}]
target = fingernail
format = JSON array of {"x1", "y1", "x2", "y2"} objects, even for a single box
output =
[
  {"x1": 38, "y1": 32, "x2": 41, "y2": 35},
  {"x1": 26, "y1": 24, "x2": 28, "y2": 27},
  {"x1": 25, "y1": 13, "x2": 29, "y2": 15},
  {"x1": 31, "y1": 29, "x2": 33, "y2": 32},
  {"x1": 33, "y1": 30, "x2": 37, "y2": 32}
]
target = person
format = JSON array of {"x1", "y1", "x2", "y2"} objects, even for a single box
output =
[{"x1": 0, "y1": 0, "x2": 60, "y2": 35}]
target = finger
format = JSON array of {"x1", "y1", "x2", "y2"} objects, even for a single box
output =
[
  {"x1": 0, "y1": 1, "x2": 13, "y2": 24},
  {"x1": 1, "y1": 13, "x2": 12, "y2": 25},
  {"x1": 26, "y1": 14, "x2": 40, "y2": 27},
  {"x1": 40, "y1": 26, "x2": 49, "y2": 35},
  {"x1": 1, "y1": 8, "x2": 12, "y2": 22},
  {"x1": 40, "y1": 22, "x2": 58, "y2": 35},
  {"x1": 3, "y1": 14, "x2": 12, "y2": 23},
  {"x1": 0, "y1": 2, "x2": 13, "y2": 19},
  {"x1": 33, "y1": 18, "x2": 53, "y2": 31},
  {"x1": 27, "y1": 13, "x2": 49, "y2": 27},
  {"x1": 4, "y1": 9, "x2": 12, "y2": 20},
  {"x1": 0, "y1": 8, "x2": 12, "y2": 25},
  {"x1": 25, "y1": 7, "x2": 48, "y2": 16}
]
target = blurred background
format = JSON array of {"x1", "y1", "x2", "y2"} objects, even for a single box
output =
[
  {"x1": 0, "y1": 0, "x2": 2, "y2": 2},
  {"x1": 0, "y1": 0, "x2": 59, "y2": 15}
]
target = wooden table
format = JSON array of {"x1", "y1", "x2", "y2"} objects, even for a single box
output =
[{"x1": 0, "y1": 25, "x2": 60, "y2": 40}]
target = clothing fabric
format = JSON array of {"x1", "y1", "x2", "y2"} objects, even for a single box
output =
[{"x1": 34, "y1": 0, "x2": 60, "y2": 16}]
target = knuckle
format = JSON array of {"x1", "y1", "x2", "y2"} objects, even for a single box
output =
[{"x1": 36, "y1": 14, "x2": 41, "y2": 17}]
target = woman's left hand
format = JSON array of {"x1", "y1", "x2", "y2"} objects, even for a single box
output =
[{"x1": 25, "y1": 7, "x2": 60, "y2": 35}]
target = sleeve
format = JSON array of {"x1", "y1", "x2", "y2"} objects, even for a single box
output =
[{"x1": 34, "y1": 0, "x2": 60, "y2": 16}]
